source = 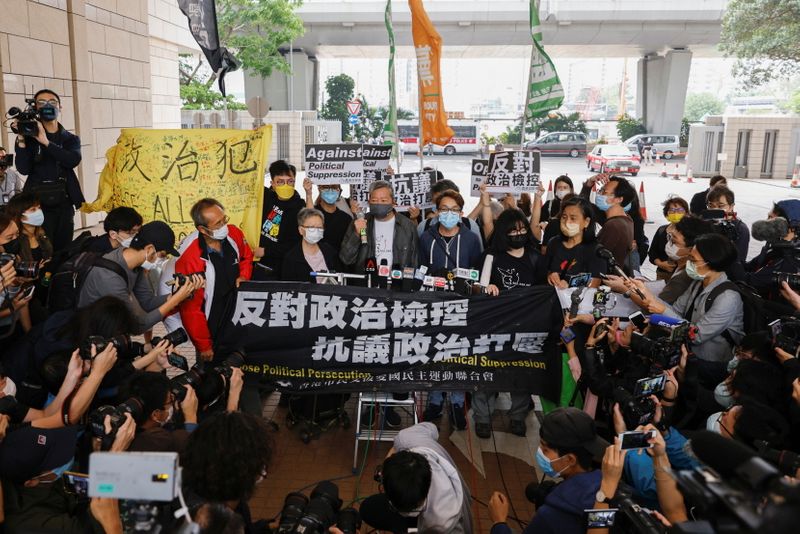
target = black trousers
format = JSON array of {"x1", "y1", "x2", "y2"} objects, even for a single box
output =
[
  {"x1": 359, "y1": 494, "x2": 418, "y2": 534},
  {"x1": 43, "y1": 202, "x2": 74, "y2": 253}
]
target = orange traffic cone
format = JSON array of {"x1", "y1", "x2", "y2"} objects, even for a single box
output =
[
  {"x1": 672, "y1": 164, "x2": 680, "y2": 180},
  {"x1": 660, "y1": 163, "x2": 667, "y2": 178},
  {"x1": 686, "y1": 166, "x2": 694, "y2": 183},
  {"x1": 638, "y1": 181, "x2": 650, "y2": 222},
  {"x1": 546, "y1": 180, "x2": 554, "y2": 202},
  {"x1": 791, "y1": 167, "x2": 800, "y2": 188}
]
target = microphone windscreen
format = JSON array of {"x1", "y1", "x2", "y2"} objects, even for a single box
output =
[
  {"x1": 752, "y1": 218, "x2": 788, "y2": 242},
  {"x1": 690, "y1": 430, "x2": 755, "y2": 478}
]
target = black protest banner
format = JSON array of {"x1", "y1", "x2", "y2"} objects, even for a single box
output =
[
  {"x1": 389, "y1": 171, "x2": 435, "y2": 211},
  {"x1": 486, "y1": 150, "x2": 541, "y2": 194},
  {"x1": 305, "y1": 144, "x2": 364, "y2": 185},
  {"x1": 219, "y1": 282, "x2": 563, "y2": 401}
]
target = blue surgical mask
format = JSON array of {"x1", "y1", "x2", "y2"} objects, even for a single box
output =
[
  {"x1": 595, "y1": 195, "x2": 612, "y2": 212},
  {"x1": 706, "y1": 412, "x2": 723, "y2": 434},
  {"x1": 24, "y1": 209, "x2": 45, "y2": 227},
  {"x1": 535, "y1": 447, "x2": 567, "y2": 478},
  {"x1": 438, "y1": 211, "x2": 460, "y2": 230},
  {"x1": 39, "y1": 105, "x2": 58, "y2": 121},
  {"x1": 320, "y1": 190, "x2": 340, "y2": 205},
  {"x1": 686, "y1": 259, "x2": 707, "y2": 281}
]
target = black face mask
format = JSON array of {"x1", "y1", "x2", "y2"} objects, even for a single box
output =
[
  {"x1": 508, "y1": 234, "x2": 528, "y2": 249},
  {"x1": 3, "y1": 238, "x2": 20, "y2": 255}
]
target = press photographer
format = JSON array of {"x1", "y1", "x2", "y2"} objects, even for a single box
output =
[{"x1": 12, "y1": 89, "x2": 84, "y2": 252}]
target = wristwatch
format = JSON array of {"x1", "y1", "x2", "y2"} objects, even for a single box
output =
[{"x1": 595, "y1": 489, "x2": 613, "y2": 504}]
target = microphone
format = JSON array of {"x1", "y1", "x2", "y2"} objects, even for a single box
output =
[
  {"x1": 752, "y1": 217, "x2": 789, "y2": 242},
  {"x1": 364, "y1": 257, "x2": 377, "y2": 288},
  {"x1": 390, "y1": 264, "x2": 402, "y2": 289},
  {"x1": 378, "y1": 258, "x2": 390, "y2": 289},
  {"x1": 402, "y1": 267, "x2": 414, "y2": 292},
  {"x1": 357, "y1": 212, "x2": 368, "y2": 244},
  {"x1": 690, "y1": 431, "x2": 783, "y2": 492},
  {"x1": 596, "y1": 246, "x2": 645, "y2": 300},
  {"x1": 648, "y1": 313, "x2": 686, "y2": 328},
  {"x1": 569, "y1": 287, "x2": 586, "y2": 319}
]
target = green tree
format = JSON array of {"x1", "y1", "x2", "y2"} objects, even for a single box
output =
[
  {"x1": 680, "y1": 118, "x2": 691, "y2": 147},
  {"x1": 180, "y1": 79, "x2": 247, "y2": 110},
  {"x1": 180, "y1": 0, "x2": 305, "y2": 90},
  {"x1": 785, "y1": 89, "x2": 800, "y2": 114},
  {"x1": 720, "y1": 0, "x2": 800, "y2": 85},
  {"x1": 684, "y1": 93, "x2": 725, "y2": 122},
  {"x1": 320, "y1": 74, "x2": 356, "y2": 139},
  {"x1": 616, "y1": 114, "x2": 646, "y2": 141},
  {"x1": 535, "y1": 112, "x2": 588, "y2": 135}
]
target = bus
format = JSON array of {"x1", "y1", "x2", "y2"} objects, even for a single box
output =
[{"x1": 397, "y1": 119, "x2": 480, "y2": 155}]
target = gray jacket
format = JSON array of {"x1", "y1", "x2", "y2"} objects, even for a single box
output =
[
  {"x1": 339, "y1": 212, "x2": 419, "y2": 272},
  {"x1": 77, "y1": 247, "x2": 168, "y2": 334},
  {"x1": 394, "y1": 423, "x2": 472, "y2": 534},
  {"x1": 660, "y1": 273, "x2": 743, "y2": 362}
]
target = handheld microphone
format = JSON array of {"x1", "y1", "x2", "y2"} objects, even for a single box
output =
[
  {"x1": 402, "y1": 267, "x2": 414, "y2": 292},
  {"x1": 649, "y1": 313, "x2": 686, "y2": 328},
  {"x1": 390, "y1": 265, "x2": 402, "y2": 289},
  {"x1": 752, "y1": 217, "x2": 789, "y2": 242},
  {"x1": 364, "y1": 257, "x2": 377, "y2": 288},
  {"x1": 378, "y1": 259, "x2": 390, "y2": 289},
  {"x1": 690, "y1": 431, "x2": 784, "y2": 492},
  {"x1": 569, "y1": 287, "x2": 586, "y2": 319},
  {"x1": 356, "y1": 211, "x2": 368, "y2": 244},
  {"x1": 596, "y1": 246, "x2": 645, "y2": 300}
]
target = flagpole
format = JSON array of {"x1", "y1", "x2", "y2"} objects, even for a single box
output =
[{"x1": 418, "y1": 87, "x2": 425, "y2": 171}]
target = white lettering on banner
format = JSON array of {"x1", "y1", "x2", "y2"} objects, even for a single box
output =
[
  {"x1": 349, "y1": 298, "x2": 388, "y2": 330},
  {"x1": 473, "y1": 334, "x2": 512, "y2": 354},
  {"x1": 311, "y1": 336, "x2": 350, "y2": 362},
  {"x1": 433, "y1": 333, "x2": 471, "y2": 361},
  {"x1": 429, "y1": 299, "x2": 469, "y2": 326},
  {"x1": 308, "y1": 294, "x2": 348, "y2": 329},
  {"x1": 231, "y1": 291, "x2": 268, "y2": 327},
  {"x1": 269, "y1": 292, "x2": 307, "y2": 328},
  {"x1": 393, "y1": 333, "x2": 432, "y2": 365},
  {"x1": 512, "y1": 332, "x2": 549, "y2": 354},
  {"x1": 415, "y1": 45, "x2": 434, "y2": 87},
  {"x1": 390, "y1": 301, "x2": 429, "y2": 328},
  {"x1": 352, "y1": 334, "x2": 391, "y2": 364}
]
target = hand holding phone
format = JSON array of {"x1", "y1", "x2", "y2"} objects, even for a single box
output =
[{"x1": 619, "y1": 430, "x2": 656, "y2": 450}]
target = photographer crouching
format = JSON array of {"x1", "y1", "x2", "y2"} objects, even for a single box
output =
[{"x1": 11, "y1": 89, "x2": 83, "y2": 253}]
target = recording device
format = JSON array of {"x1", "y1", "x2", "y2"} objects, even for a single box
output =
[
  {"x1": 277, "y1": 481, "x2": 361, "y2": 534},
  {"x1": 21, "y1": 285, "x2": 35, "y2": 300},
  {"x1": 454, "y1": 267, "x2": 479, "y2": 296},
  {"x1": 89, "y1": 397, "x2": 145, "y2": 448},
  {"x1": 378, "y1": 258, "x2": 390, "y2": 288},
  {"x1": 628, "y1": 311, "x2": 647, "y2": 330},
  {"x1": 356, "y1": 211, "x2": 367, "y2": 245},
  {"x1": 0, "y1": 154, "x2": 13, "y2": 168},
  {"x1": 634, "y1": 375, "x2": 666, "y2": 397},
  {"x1": 89, "y1": 452, "x2": 179, "y2": 501},
  {"x1": 702, "y1": 209, "x2": 740, "y2": 243},
  {"x1": 610, "y1": 493, "x2": 666, "y2": 534},
  {"x1": 152, "y1": 327, "x2": 188, "y2": 349},
  {"x1": 560, "y1": 327, "x2": 576, "y2": 344},
  {"x1": 629, "y1": 326, "x2": 689, "y2": 370},
  {"x1": 614, "y1": 387, "x2": 656, "y2": 429},
  {"x1": 364, "y1": 257, "x2": 377, "y2": 288},
  {"x1": 166, "y1": 271, "x2": 205, "y2": 287},
  {"x1": 619, "y1": 429, "x2": 656, "y2": 450},
  {"x1": 412, "y1": 265, "x2": 428, "y2": 292},
  {"x1": 753, "y1": 440, "x2": 800, "y2": 478},
  {"x1": 569, "y1": 286, "x2": 586, "y2": 319},
  {"x1": 752, "y1": 217, "x2": 789, "y2": 242},
  {"x1": 596, "y1": 247, "x2": 645, "y2": 300},
  {"x1": 390, "y1": 265, "x2": 402, "y2": 289},
  {"x1": 7, "y1": 97, "x2": 40, "y2": 137},
  {"x1": 80, "y1": 334, "x2": 133, "y2": 360},
  {"x1": 768, "y1": 317, "x2": 800, "y2": 355},
  {"x1": 773, "y1": 271, "x2": 800, "y2": 291},
  {"x1": 169, "y1": 350, "x2": 245, "y2": 406},
  {"x1": 402, "y1": 267, "x2": 415, "y2": 292},
  {"x1": 585, "y1": 509, "x2": 617, "y2": 528},
  {"x1": 568, "y1": 272, "x2": 592, "y2": 288},
  {"x1": 592, "y1": 285, "x2": 615, "y2": 319},
  {"x1": 64, "y1": 472, "x2": 89, "y2": 498},
  {"x1": 0, "y1": 253, "x2": 41, "y2": 279}
]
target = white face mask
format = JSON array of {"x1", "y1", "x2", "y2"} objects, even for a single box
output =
[
  {"x1": 713, "y1": 382, "x2": 735, "y2": 409},
  {"x1": 664, "y1": 240, "x2": 683, "y2": 261},
  {"x1": 706, "y1": 412, "x2": 722, "y2": 434},
  {"x1": 24, "y1": 209, "x2": 45, "y2": 227},
  {"x1": 303, "y1": 228, "x2": 324, "y2": 245},
  {"x1": 555, "y1": 189, "x2": 569, "y2": 200},
  {"x1": 2, "y1": 376, "x2": 16, "y2": 398},
  {"x1": 141, "y1": 249, "x2": 159, "y2": 271},
  {"x1": 157, "y1": 405, "x2": 174, "y2": 427},
  {"x1": 210, "y1": 225, "x2": 229, "y2": 241}
]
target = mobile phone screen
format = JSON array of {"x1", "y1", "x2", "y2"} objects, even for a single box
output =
[
  {"x1": 560, "y1": 327, "x2": 576, "y2": 344},
  {"x1": 586, "y1": 509, "x2": 618, "y2": 528},
  {"x1": 167, "y1": 353, "x2": 189, "y2": 372},
  {"x1": 65, "y1": 472, "x2": 89, "y2": 497},
  {"x1": 769, "y1": 319, "x2": 782, "y2": 340},
  {"x1": 619, "y1": 431, "x2": 655, "y2": 450},
  {"x1": 628, "y1": 312, "x2": 646, "y2": 330},
  {"x1": 634, "y1": 375, "x2": 666, "y2": 397}
]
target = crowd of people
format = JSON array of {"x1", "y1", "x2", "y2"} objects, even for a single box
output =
[{"x1": 0, "y1": 88, "x2": 799, "y2": 533}]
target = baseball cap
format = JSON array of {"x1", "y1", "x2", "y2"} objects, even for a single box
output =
[
  {"x1": 540, "y1": 407, "x2": 610, "y2": 462},
  {"x1": 130, "y1": 221, "x2": 179, "y2": 256},
  {"x1": 0, "y1": 425, "x2": 79, "y2": 482}
]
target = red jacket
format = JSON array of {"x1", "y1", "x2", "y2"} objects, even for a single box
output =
[{"x1": 174, "y1": 225, "x2": 253, "y2": 353}]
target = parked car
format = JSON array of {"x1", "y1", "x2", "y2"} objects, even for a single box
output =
[
  {"x1": 624, "y1": 134, "x2": 680, "y2": 160},
  {"x1": 524, "y1": 131, "x2": 587, "y2": 157},
  {"x1": 586, "y1": 144, "x2": 641, "y2": 176}
]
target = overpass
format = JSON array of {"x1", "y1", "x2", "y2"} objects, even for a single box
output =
[{"x1": 245, "y1": 0, "x2": 730, "y2": 135}]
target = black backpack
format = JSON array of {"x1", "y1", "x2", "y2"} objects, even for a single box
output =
[
  {"x1": 47, "y1": 251, "x2": 127, "y2": 313},
  {"x1": 704, "y1": 280, "x2": 770, "y2": 345}
]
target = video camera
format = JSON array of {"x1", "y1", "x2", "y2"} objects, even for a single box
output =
[
  {"x1": 0, "y1": 252, "x2": 41, "y2": 279},
  {"x1": 702, "y1": 209, "x2": 740, "y2": 244},
  {"x1": 169, "y1": 350, "x2": 245, "y2": 407},
  {"x1": 276, "y1": 481, "x2": 360, "y2": 534},
  {"x1": 89, "y1": 397, "x2": 145, "y2": 448},
  {"x1": 7, "y1": 97, "x2": 40, "y2": 137},
  {"x1": 605, "y1": 492, "x2": 667, "y2": 534},
  {"x1": 613, "y1": 387, "x2": 656, "y2": 429},
  {"x1": 772, "y1": 271, "x2": 800, "y2": 291},
  {"x1": 629, "y1": 318, "x2": 692, "y2": 369}
]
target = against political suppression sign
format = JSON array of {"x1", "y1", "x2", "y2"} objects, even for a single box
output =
[
  {"x1": 220, "y1": 282, "x2": 562, "y2": 400},
  {"x1": 486, "y1": 150, "x2": 541, "y2": 194},
  {"x1": 351, "y1": 144, "x2": 394, "y2": 208},
  {"x1": 305, "y1": 144, "x2": 364, "y2": 185}
]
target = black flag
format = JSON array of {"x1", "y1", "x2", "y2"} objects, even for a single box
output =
[{"x1": 178, "y1": 0, "x2": 240, "y2": 96}]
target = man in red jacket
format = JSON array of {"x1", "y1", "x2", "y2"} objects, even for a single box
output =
[{"x1": 175, "y1": 198, "x2": 253, "y2": 363}]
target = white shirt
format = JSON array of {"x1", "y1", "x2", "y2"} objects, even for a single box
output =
[{"x1": 373, "y1": 217, "x2": 395, "y2": 267}]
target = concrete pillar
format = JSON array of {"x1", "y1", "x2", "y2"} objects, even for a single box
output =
[
  {"x1": 636, "y1": 49, "x2": 692, "y2": 136},
  {"x1": 244, "y1": 49, "x2": 318, "y2": 111}
]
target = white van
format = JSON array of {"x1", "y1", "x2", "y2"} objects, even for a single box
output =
[{"x1": 624, "y1": 134, "x2": 680, "y2": 160}]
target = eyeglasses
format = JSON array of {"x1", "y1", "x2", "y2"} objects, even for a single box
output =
[
  {"x1": 437, "y1": 207, "x2": 461, "y2": 214},
  {"x1": 36, "y1": 99, "x2": 59, "y2": 107},
  {"x1": 204, "y1": 215, "x2": 230, "y2": 231},
  {"x1": 706, "y1": 202, "x2": 730, "y2": 210},
  {"x1": 667, "y1": 208, "x2": 686, "y2": 214},
  {"x1": 387, "y1": 497, "x2": 427, "y2": 517},
  {"x1": 508, "y1": 231, "x2": 528, "y2": 237},
  {"x1": 301, "y1": 225, "x2": 323, "y2": 230}
]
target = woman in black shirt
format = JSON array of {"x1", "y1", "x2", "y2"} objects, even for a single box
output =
[
  {"x1": 544, "y1": 196, "x2": 605, "y2": 288},
  {"x1": 532, "y1": 175, "x2": 574, "y2": 253}
]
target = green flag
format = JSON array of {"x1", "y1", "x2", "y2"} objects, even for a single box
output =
[
  {"x1": 383, "y1": 0, "x2": 399, "y2": 160},
  {"x1": 524, "y1": 1, "x2": 564, "y2": 120}
]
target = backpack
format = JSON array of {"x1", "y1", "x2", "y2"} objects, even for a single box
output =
[
  {"x1": 704, "y1": 280, "x2": 770, "y2": 346},
  {"x1": 47, "y1": 251, "x2": 127, "y2": 313}
]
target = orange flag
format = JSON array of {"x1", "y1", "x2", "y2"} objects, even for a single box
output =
[{"x1": 408, "y1": 0, "x2": 453, "y2": 146}]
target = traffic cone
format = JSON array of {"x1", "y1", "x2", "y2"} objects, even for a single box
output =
[
  {"x1": 660, "y1": 163, "x2": 667, "y2": 177},
  {"x1": 672, "y1": 164, "x2": 680, "y2": 180},
  {"x1": 545, "y1": 180, "x2": 554, "y2": 202},
  {"x1": 638, "y1": 181, "x2": 651, "y2": 222},
  {"x1": 686, "y1": 166, "x2": 694, "y2": 183},
  {"x1": 791, "y1": 167, "x2": 800, "y2": 188}
]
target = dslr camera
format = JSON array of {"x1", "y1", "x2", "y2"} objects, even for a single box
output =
[
  {"x1": 629, "y1": 322, "x2": 691, "y2": 370},
  {"x1": 89, "y1": 397, "x2": 145, "y2": 448},
  {"x1": 167, "y1": 271, "x2": 205, "y2": 287},
  {"x1": 0, "y1": 253, "x2": 41, "y2": 279},
  {"x1": 276, "y1": 481, "x2": 360, "y2": 534},
  {"x1": 7, "y1": 97, "x2": 40, "y2": 137},
  {"x1": 613, "y1": 387, "x2": 656, "y2": 429},
  {"x1": 772, "y1": 271, "x2": 800, "y2": 292},
  {"x1": 169, "y1": 351, "x2": 245, "y2": 407}
]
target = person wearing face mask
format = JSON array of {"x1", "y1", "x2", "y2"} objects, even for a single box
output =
[
  {"x1": 254, "y1": 160, "x2": 304, "y2": 280},
  {"x1": 125, "y1": 371, "x2": 200, "y2": 455},
  {"x1": 705, "y1": 185, "x2": 750, "y2": 262},
  {"x1": 176, "y1": 198, "x2": 253, "y2": 364},
  {"x1": 302, "y1": 179, "x2": 353, "y2": 253},
  {"x1": 531, "y1": 175, "x2": 574, "y2": 250},
  {"x1": 339, "y1": 180, "x2": 419, "y2": 274},
  {"x1": 281, "y1": 208, "x2": 343, "y2": 283},
  {"x1": 489, "y1": 408, "x2": 608, "y2": 534},
  {"x1": 423, "y1": 180, "x2": 483, "y2": 246},
  {"x1": 13, "y1": 89, "x2": 84, "y2": 253},
  {"x1": 595, "y1": 176, "x2": 636, "y2": 269},
  {"x1": 0, "y1": 213, "x2": 34, "y2": 336},
  {"x1": 0, "y1": 146, "x2": 23, "y2": 206},
  {"x1": 631, "y1": 233, "x2": 744, "y2": 387},
  {"x1": 544, "y1": 196, "x2": 606, "y2": 289},
  {"x1": 84, "y1": 206, "x2": 143, "y2": 255},
  {"x1": 649, "y1": 197, "x2": 689, "y2": 281},
  {"x1": 78, "y1": 221, "x2": 202, "y2": 335}
]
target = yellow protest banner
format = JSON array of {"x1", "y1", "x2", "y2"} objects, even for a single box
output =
[{"x1": 83, "y1": 126, "x2": 271, "y2": 246}]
